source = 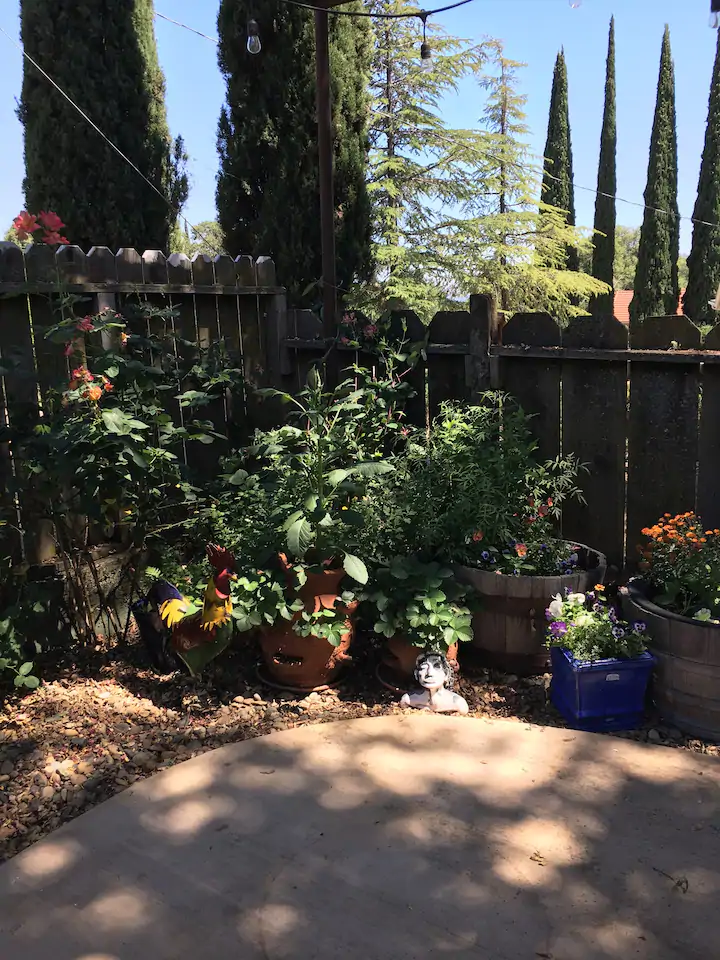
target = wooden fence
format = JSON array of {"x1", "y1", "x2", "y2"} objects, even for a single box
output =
[
  {"x1": 0, "y1": 242, "x2": 285, "y2": 562},
  {"x1": 281, "y1": 298, "x2": 720, "y2": 572},
  {"x1": 1, "y1": 241, "x2": 719, "y2": 573}
]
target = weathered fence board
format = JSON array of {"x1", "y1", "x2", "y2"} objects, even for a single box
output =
[
  {"x1": 626, "y1": 362, "x2": 700, "y2": 553},
  {"x1": 500, "y1": 313, "x2": 561, "y2": 463},
  {"x1": 561, "y1": 316, "x2": 629, "y2": 570}
]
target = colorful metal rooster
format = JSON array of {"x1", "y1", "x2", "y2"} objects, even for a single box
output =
[{"x1": 147, "y1": 544, "x2": 237, "y2": 674}]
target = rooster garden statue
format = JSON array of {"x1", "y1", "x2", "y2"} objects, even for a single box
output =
[{"x1": 134, "y1": 544, "x2": 237, "y2": 676}]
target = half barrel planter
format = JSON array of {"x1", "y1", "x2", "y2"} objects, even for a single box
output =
[
  {"x1": 455, "y1": 545, "x2": 607, "y2": 677},
  {"x1": 622, "y1": 580, "x2": 720, "y2": 741}
]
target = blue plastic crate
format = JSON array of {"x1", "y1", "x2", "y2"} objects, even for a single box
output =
[{"x1": 550, "y1": 646, "x2": 655, "y2": 732}]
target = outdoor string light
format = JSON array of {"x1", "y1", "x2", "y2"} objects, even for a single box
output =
[
  {"x1": 244, "y1": 0, "x2": 478, "y2": 71},
  {"x1": 246, "y1": 19, "x2": 262, "y2": 54}
]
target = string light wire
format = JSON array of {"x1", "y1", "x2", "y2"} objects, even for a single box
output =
[{"x1": 0, "y1": 22, "x2": 224, "y2": 257}]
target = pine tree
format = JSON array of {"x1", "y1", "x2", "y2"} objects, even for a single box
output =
[
  {"x1": 19, "y1": 0, "x2": 187, "y2": 252},
  {"x1": 683, "y1": 29, "x2": 720, "y2": 323},
  {"x1": 359, "y1": 0, "x2": 487, "y2": 316},
  {"x1": 629, "y1": 26, "x2": 680, "y2": 327},
  {"x1": 454, "y1": 46, "x2": 607, "y2": 321},
  {"x1": 541, "y1": 50, "x2": 578, "y2": 272},
  {"x1": 590, "y1": 18, "x2": 617, "y2": 316},
  {"x1": 216, "y1": 0, "x2": 372, "y2": 305}
]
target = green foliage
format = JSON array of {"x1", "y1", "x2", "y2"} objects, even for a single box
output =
[
  {"x1": 590, "y1": 18, "x2": 617, "y2": 316},
  {"x1": 683, "y1": 30, "x2": 720, "y2": 323},
  {"x1": 237, "y1": 367, "x2": 402, "y2": 577},
  {"x1": 169, "y1": 221, "x2": 227, "y2": 258},
  {"x1": 216, "y1": 0, "x2": 372, "y2": 304},
  {"x1": 19, "y1": 0, "x2": 188, "y2": 251},
  {"x1": 382, "y1": 394, "x2": 585, "y2": 567},
  {"x1": 355, "y1": 0, "x2": 488, "y2": 318},
  {"x1": 541, "y1": 49, "x2": 579, "y2": 274},
  {"x1": 547, "y1": 588, "x2": 647, "y2": 663},
  {"x1": 612, "y1": 226, "x2": 640, "y2": 290},
  {"x1": 629, "y1": 26, "x2": 680, "y2": 327},
  {"x1": 361, "y1": 556, "x2": 474, "y2": 654},
  {"x1": 455, "y1": 47, "x2": 606, "y2": 321}
]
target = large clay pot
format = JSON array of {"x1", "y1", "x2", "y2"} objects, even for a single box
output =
[
  {"x1": 622, "y1": 580, "x2": 720, "y2": 740},
  {"x1": 258, "y1": 557, "x2": 357, "y2": 691},
  {"x1": 455, "y1": 544, "x2": 607, "y2": 677},
  {"x1": 380, "y1": 635, "x2": 458, "y2": 686}
]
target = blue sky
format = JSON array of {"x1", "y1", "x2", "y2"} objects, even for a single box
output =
[{"x1": 0, "y1": 0, "x2": 717, "y2": 253}]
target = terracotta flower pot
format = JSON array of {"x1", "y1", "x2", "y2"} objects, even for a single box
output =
[
  {"x1": 380, "y1": 634, "x2": 459, "y2": 686},
  {"x1": 258, "y1": 555, "x2": 357, "y2": 691}
]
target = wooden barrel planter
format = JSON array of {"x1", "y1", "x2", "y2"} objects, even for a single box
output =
[
  {"x1": 454, "y1": 544, "x2": 607, "y2": 677},
  {"x1": 621, "y1": 580, "x2": 720, "y2": 741}
]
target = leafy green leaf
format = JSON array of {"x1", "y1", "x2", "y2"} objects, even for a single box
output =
[
  {"x1": 327, "y1": 469, "x2": 349, "y2": 487},
  {"x1": 343, "y1": 553, "x2": 368, "y2": 584},
  {"x1": 287, "y1": 517, "x2": 313, "y2": 558},
  {"x1": 18, "y1": 662, "x2": 34, "y2": 676},
  {"x1": 228, "y1": 469, "x2": 249, "y2": 485},
  {"x1": 349, "y1": 462, "x2": 394, "y2": 479}
]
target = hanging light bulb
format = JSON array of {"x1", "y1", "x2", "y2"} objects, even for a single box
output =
[
  {"x1": 419, "y1": 15, "x2": 433, "y2": 73},
  {"x1": 247, "y1": 19, "x2": 261, "y2": 54},
  {"x1": 711, "y1": 1, "x2": 720, "y2": 28}
]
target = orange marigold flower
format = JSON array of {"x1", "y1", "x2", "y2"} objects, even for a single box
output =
[
  {"x1": 701, "y1": 537, "x2": 707, "y2": 543},
  {"x1": 515, "y1": 543, "x2": 528, "y2": 558},
  {"x1": 87, "y1": 385, "x2": 102, "y2": 402},
  {"x1": 595, "y1": 584, "x2": 605, "y2": 592},
  {"x1": 706, "y1": 531, "x2": 714, "y2": 536}
]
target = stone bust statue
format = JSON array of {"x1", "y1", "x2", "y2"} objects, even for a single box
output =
[{"x1": 400, "y1": 652, "x2": 469, "y2": 715}]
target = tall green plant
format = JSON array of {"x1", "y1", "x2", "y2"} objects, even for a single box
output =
[
  {"x1": 357, "y1": 0, "x2": 488, "y2": 317},
  {"x1": 19, "y1": 0, "x2": 187, "y2": 251},
  {"x1": 541, "y1": 50, "x2": 579, "y2": 273},
  {"x1": 216, "y1": 0, "x2": 372, "y2": 304},
  {"x1": 683, "y1": 29, "x2": 720, "y2": 324},
  {"x1": 590, "y1": 18, "x2": 617, "y2": 316},
  {"x1": 629, "y1": 26, "x2": 680, "y2": 328},
  {"x1": 454, "y1": 47, "x2": 606, "y2": 320}
]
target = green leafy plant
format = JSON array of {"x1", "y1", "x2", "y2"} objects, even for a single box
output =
[
  {"x1": 387, "y1": 394, "x2": 586, "y2": 574},
  {"x1": 546, "y1": 586, "x2": 647, "y2": 662},
  {"x1": 361, "y1": 556, "x2": 474, "y2": 654},
  {"x1": 239, "y1": 367, "x2": 402, "y2": 585}
]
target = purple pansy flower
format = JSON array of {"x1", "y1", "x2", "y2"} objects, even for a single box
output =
[{"x1": 550, "y1": 621, "x2": 568, "y2": 637}]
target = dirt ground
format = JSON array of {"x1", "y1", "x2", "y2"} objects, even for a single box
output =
[{"x1": 1, "y1": 633, "x2": 718, "y2": 864}]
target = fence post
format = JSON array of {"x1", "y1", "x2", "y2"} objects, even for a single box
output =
[{"x1": 468, "y1": 294, "x2": 497, "y2": 399}]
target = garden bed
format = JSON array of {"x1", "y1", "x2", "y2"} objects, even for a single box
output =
[{"x1": 1, "y1": 631, "x2": 718, "y2": 865}]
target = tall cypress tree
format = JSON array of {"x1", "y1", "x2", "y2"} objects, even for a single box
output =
[
  {"x1": 629, "y1": 26, "x2": 680, "y2": 327},
  {"x1": 683, "y1": 30, "x2": 720, "y2": 323},
  {"x1": 541, "y1": 50, "x2": 578, "y2": 272},
  {"x1": 19, "y1": 0, "x2": 187, "y2": 252},
  {"x1": 217, "y1": 0, "x2": 372, "y2": 304},
  {"x1": 590, "y1": 17, "x2": 617, "y2": 316}
]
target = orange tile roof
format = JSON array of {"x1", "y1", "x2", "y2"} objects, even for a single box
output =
[{"x1": 613, "y1": 290, "x2": 685, "y2": 324}]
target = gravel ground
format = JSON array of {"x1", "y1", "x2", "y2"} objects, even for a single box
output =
[{"x1": 1, "y1": 634, "x2": 718, "y2": 864}]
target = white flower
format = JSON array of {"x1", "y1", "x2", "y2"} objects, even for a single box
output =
[
  {"x1": 574, "y1": 612, "x2": 594, "y2": 628},
  {"x1": 568, "y1": 592, "x2": 586, "y2": 605},
  {"x1": 548, "y1": 596, "x2": 564, "y2": 618}
]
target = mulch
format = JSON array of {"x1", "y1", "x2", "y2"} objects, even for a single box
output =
[{"x1": 1, "y1": 633, "x2": 718, "y2": 864}]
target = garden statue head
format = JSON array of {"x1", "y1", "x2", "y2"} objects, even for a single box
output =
[
  {"x1": 415, "y1": 652, "x2": 454, "y2": 692},
  {"x1": 401, "y1": 651, "x2": 469, "y2": 715}
]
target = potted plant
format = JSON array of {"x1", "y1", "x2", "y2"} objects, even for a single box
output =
[
  {"x1": 360, "y1": 556, "x2": 474, "y2": 687},
  {"x1": 622, "y1": 512, "x2": 720, "y2": 740},
  {"x1": 388, "y1": 394, "x2": 606, "y2": 675},
  {"x1": 547, "y1": 586, "x2": 654, "y2": 731},
  {"x1": 223, "y1": 367, "x2": 400, "y2": 690}
]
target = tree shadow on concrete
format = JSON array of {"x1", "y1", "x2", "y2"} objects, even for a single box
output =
[{"x1": 0, "y1": 714, "x2": 718, "y2": 960}]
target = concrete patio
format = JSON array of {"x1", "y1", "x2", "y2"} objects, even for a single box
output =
[{"x1": 0, "y1": 713, "x2": 718, "y2": 959}]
